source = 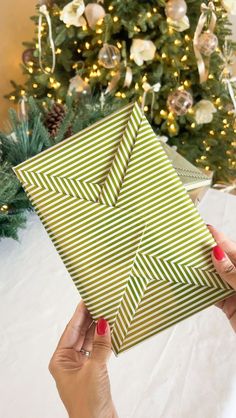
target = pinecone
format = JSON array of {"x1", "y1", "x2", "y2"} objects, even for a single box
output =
[{"x1": 45, "y1": 103, "x2": 66, "y2": 138}]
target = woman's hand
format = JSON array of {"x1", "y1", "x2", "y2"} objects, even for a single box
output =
[
  {"x1": 49, "y1": 301, "x2": 118, "y2": 418},
  {"x1": 208, "y1": 225, "x2": 236, "y2": 332}
]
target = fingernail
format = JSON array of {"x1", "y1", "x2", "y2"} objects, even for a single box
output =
[
  {"x1": 213, "y1": 245, "x2": 226, "y2": 261},
  {"x1": 207, "y1": 224, "x2": 213, "y2": 228},
  {"x1": 97, "y1": 318, "x2": 108, "y2": 336}
]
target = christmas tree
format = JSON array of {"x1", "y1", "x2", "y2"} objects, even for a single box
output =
[{"x1": 1, "y1": 0, "x2": 236, "y2": 239}]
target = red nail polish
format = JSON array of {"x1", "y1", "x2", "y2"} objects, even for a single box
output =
[
  {"x1": 213, "y1": 245, "x2": 225, "y2": 261},
  {"x1": 206, "y1": 224, "x2": 213, "y2": 227},
  {"x1": 97, "y1": 318, "x2": 108, "y2": 335}
]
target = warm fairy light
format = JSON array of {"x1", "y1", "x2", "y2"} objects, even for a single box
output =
[
  {"x1": 52, "y1": 81, "x2": 61, "y2": 89},
  {"x1": 45, "y1": 66, "x2": 52, "y2": 73},
  {"x1": 9, "y1": 95, "x2": 15, "y2": 101},
  {"x1": 77, "y1": 48, "x2": 81, "y2": 53},
  {"x1": 117, "y1": 42, "x2": 122, "y2": 49},
  {"x1": 72, "y1": 63, "x2": 78, "y2": 69},
  {"x1": 191, "y1": 123, "x2": 196, "y2": 128},
  {"x1": 174, "y1": 71, "x2": 178, "y2": 77},
  {"x1": 42, "y1": 101, "x2": 46, "y2": 106},
  {"x1": 97, "y1": 39, "x2": 103, "y2": 44},
  {"x1": 33, "y1": 83, "x2": 38, "y2": 88},
  {"x1": 206, "y1": 146, "x2": 211, "y2": 151},
  {"x1": 74, "y1": 41, "x2": 78, "y2": 45},
  {"x1": 96, "y1": 28, "x2": 103, "y2": 34},
  {"x1": 147, "y1": 12, "x2": 152, "y2": 18},
  {"x1": 181, "y1": 55, "x2": 188, "y2": 62},
  {"x1": 57, "y1": 99, "x2": 62, "y2": 104},
  {"x1": 162, "y1": 53, "x2": 167, "y2": 59},
  {"x1": 188, "y1": 108, "x2": 194, "y2": 115},
  {"x1": 215, "y1": 98, "x2": 221, "y2": 105},
  {"x1": 205, "y1": 166, "x2": 210, "y2": 171},
  {"x1": 121, "y1": 93, "x2": 126, "y2": 98},
  {"x1": 221, "y1": 130, "x2": 226, "y2": 135},
  {"x1": 108, "y1": 5, "x2": 114, "y2": 10},
  {"x1": 185, "y1": 46, "x2": 190, "y2": 51},
  {"x1": 93, "y1": 64, "x2": 98, "y2": 70},
  {"x1": 35, "y1": 43, "x2": 39, "y2": 49},
  {"x1": 28, "y1": 68, "x2": 33, "y2": 74},
  {"x1": 169, "y1": 124, "x2": 177, "y2": 133},
  {"x1": 28, "y1": 61, "x2": 34, "y2": 67},
  {"x1": 208, "y1": 74, "x2": 214, "y2": 79},
  {"x1": 223, "y1": 119, "x2": 228, "y2": 124},
  {"x1": 153, "y1": 7, "x2": 157, "y2": 12},
  {"x1": 82, "y1": 25, "x2": 87, "y2": 31},
  {"x1": 66, "y1": 24, "x2": 70, "y2": 28},
  {"x1": 97, "y1": 18, "x2": 103, "y2": 26},
  {"x1": 174, "y1": 39, "x2": 181, "y2": 46},
  {"x1": 168, "y1": 112, "x2": 175, "y2": 121},
  {"x1": 115, "y1": 91, "x2": 122, "y2": 97},
  {"x1": 85, "y1": 42, "x2": 90, "y2": 49},
  {"x1": 144, "y1": 105, "x2": 148, "y2": 111},
  {"x1": 201, "y1": 156, "x2": 207, "y2": 160},
  {"x1": 85, "y1": 77, "x2": 89, "y2": 82},
  {"x1": 218, "y1": 105, "x2": 223, "y2": 110},
  {"x1": 185, "y1": 35, "x2": 191, "y2": 42},
  {"x1": 160, "y1": 110, "x2": 168, "y2": 118},
  {"x1": 184, "y1": 80, "x2": 191, "y2": 87},
  {"x1": 56, "y1": 48, "x2": 62, "y2": 54},
  {"x1": 20, "y1": 89, "x2": 26, "y2": 95},
  {"x1": 47, "y1": 93, "x2": 52, "y2": 97},
  {"x1": 209, "y1": 130, "x2": 215, "y2": 135},
  {"x1": 168, "y1": 27, "x2": 174, "y2": 35},
  {"x1": 178, "y1": 85, "x2": 184, "y2": 91},
  {"x1": 113, "y1": 16, "x2": 119, "y2": 22},
  {"x1": 134, "y1": 26, "x2": 141, "y2": 32},
  {"x1": 135, "y1": 83, "x2": 139, "y2": 90},
  {"x1": 110, "y1": 70, "x2": 116, "y2": 76},
  {"x1": 142, "y1": 75, "x2": 147, "y2": 82}
]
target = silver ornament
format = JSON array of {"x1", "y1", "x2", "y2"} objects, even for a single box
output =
[
  {"x1": 98, "y1": 43, "x2": 121, "y2": 69},
  {"x1": 167, "y1": 89, "x2": 193, "y2": 116},
  {"x1": 198, "y1": 32, "x2": 218, "y2": 57},
  {"x1": 165, "y1": 0, "x2": 187, "y2": 20}
]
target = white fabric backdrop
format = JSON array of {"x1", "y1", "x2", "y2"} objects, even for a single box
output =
[{"x1": 0, "y1": 189, "x2": 236, "y2": 418}]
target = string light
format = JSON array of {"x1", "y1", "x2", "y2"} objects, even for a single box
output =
[
  {"x1": 56, "y1": 48, "x2": 62, "y2": 54},
  {"x1": 153, "y1": 7, "x2": 157, "y2": 12},
  {"x1": 208, "y1": 74, "x2": 214, "y2": 79},
  {"x1": 108, "y1": 5, "x2": 114, "y2": 10},
  {"x1": 113, "y1": 16, "x2": 119, "y2": 22},
  {"x1": 169, "y1": 124, "x2": 177, "y2": 133},
  {"x1": 174, "y1": 40, "x2": 181, "y2": 46},
  {"x1": 168, "y1": 112, "x2": 175, "y2": 121},
  {"x1": 181, "y1": 55, "x2": 188, "y2": 62},
  {"x1": 20, "y1": 90, "x2": 26, "y2": 96},
  {"x1": 191, "y1": 123, "x2": 196, "y2": 128},
  {"x1": 160, "y1": 110, "x2": 168, "y2": 118},
  {"x1": 147, "y1": 12, "x2": 152, "y2": 18},
  {"x1": 135, "y1": 83, "x2": 139, "y2": 90},
  {"x1": 184, "y1": 35, "x2": 191, "y2": 42},
  {"x1": 85, "y1": 42, "x2": 90, "y2": 49},
  {"x1": 96, "y1": 28, "x2": 103, "y2": 34},
  {"x1": 33, "y1": 83, "x2": 38, "y2": 88},
  {"x1": 162, "y1": 53, "x2": 167, "y2": 59},
  {"x1": 209, "y1": 130, "x2": 215, "y2": 135},
  {"x1": 28, "y1": 68, "x2": 33, "y2": 74},
  {"x1": 9, "y1": 95, "x2": 15, "y2": 101},
  {"x1": 174, "y1": 71, "x2": 178, "y2": 77}
]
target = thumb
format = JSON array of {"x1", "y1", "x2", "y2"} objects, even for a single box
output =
[
  {"x1": 91, "y1": 318, "x2": 112, "y2": 364},
  {"x1": 212, "y1": 245, "x2": 236, "y2": 290}
]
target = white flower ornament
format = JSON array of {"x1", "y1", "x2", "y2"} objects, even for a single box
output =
[
  {"x1": 194, "y1": 100, "x2": 217, "y2": 125},
  {"x1": 60, "y1": 0, "x2": 86, "y2": 27},
  {"x1": 130, "y1": 39, "x2": 156, "y2": 66}
]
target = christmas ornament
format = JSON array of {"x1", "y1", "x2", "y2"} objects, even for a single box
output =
[
  {"x1": 22, "y1": 48, "x2": 35, "y2": 66},
  {"x1": 167, "y1": 15, "x2": 190, "y2": 32},
  {"x1": 68, "y1": 74, "x2": 91, "y2": 95},
  {"x1": 165, "y1": 0, "x2": 187, "y2": 20},
  {"x1": 60, "y1": 0, "x2": 86, "y2": 27},
  {"x1": 222, "y1": 0, "x2": 236, "y2": 15},
  {"x1": 130, "y1": 39, "x2": 156, "y2": 66},
  {"x1": 198, "y1": 32, "x2": 218, "y2": 57},
  {"x1": 0, "y1": 204, "x2": 9, "y2": 214},
  {"x1": 141, "y1": 82, "x2": 161, "y2": 119},
  {"x1": 98, "y1": 43, "x2": 121, "y2": 69},
  {"x1": 193, "y1": 2, "x2": 217, "y2": 83},
  {"x1": 84, "y1": 3, "x2": 105, "y2": 29},
  {"x1": 167, "y1": 89, "x2": 193, "y2": 116},
  {"x1": 194, "y1": 100, "x2": 217, "y2": 124},
  {"x1": 219, "y1": 41, "x2": 236, "y2": 114},
  {"x1": 38, "y1": 5, "x2": 56, "y2": 74}
]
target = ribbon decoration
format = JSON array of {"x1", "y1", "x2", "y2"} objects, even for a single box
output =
[
  {"x1": 193, "y1": 2, "x2": 217, "y2": 83},
  {"x1": 18, "y1": 96, "x2": 28, "y2": 121},
  {"x1": 38, "y1": 5, "x2": 56, "y2": 74},
  {"x1": 105, "y1": 64, "x2": 133, "y2": 94},
  {"x1": 219, "y1": 41, "x2": 236, "y2": 114},
  {"x1": 141, "y1": 82, "x2": 161, "y2": 119}
]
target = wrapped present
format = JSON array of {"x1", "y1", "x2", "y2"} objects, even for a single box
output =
[
  {"x1": 13, "y1": 102, "x2": 235, "y2": 355},
  {"x1": 161, "y1": 141, "x2": 213, "y2": 205}
]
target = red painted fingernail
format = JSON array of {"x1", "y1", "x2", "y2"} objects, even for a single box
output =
[
  {"x1": 213, "y1": 245, "x2": 226, "y2": 261},
  {"x1": 207, "y1": 224, "x2": 213, "y2": 228},
  {"x1": 97, "y1": 318, "x2": 108, "y2": 336}
]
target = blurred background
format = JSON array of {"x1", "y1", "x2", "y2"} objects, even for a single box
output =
[{"x1": 0, "y1": 1, "x2": 236, "y2": 129}]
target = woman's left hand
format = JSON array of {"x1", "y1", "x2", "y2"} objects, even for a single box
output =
[{"x1": 49, "y1": 301, "x2": 118, "y2": 418}]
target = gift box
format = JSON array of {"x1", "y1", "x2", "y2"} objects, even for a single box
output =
[{"x1": 13, "y1": 102, "x2": 234, "y2": 355}]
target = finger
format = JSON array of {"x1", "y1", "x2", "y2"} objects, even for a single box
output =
[
  {"x1": 75, "y1": 321, "x2": 96, "y2": 353},
  {"x1": 208, "y1": 225, "x2": 236, "y2": 265},
  {"x1": 212, "y1": 245, "x2": 236, "y2": 290},
  {"x1": 57, "y1": 301, "x2": 92, "y2": 350},
  {"x1": 91, "y1": 318, "x2": 112, "y2": 364}
]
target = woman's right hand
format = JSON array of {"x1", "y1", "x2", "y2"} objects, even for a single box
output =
[{"x1": 208, "y1": 225, "x2": 236, "y2": 332}]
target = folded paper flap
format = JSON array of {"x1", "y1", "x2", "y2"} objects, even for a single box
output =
[
  {"x1": 132, "y1": 253, "x2": 231, "y2": 290},
  {"x1": 99, "y1": 102, "x2": 143, "y2": 207},
  {"x1": 14, "y1": 102, "x2": 136, "y2": 185}
]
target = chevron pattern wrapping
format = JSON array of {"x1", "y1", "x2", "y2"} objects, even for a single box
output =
[{"x1": 13, "y1": 102, "x2": 235, "y2": 355}]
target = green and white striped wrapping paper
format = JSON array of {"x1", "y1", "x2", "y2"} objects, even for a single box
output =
[{"x1": 13, "y1": 102, "x2": 235, "y2": 355}]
